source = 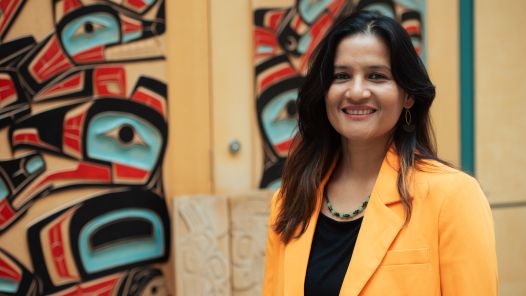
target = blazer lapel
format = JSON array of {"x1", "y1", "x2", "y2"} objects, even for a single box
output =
[
  {"x1": 339, "y1": 149, "x2": 405, "y2": 296},
  {"x1": 283, "y1": 160, "x2": 337, "y2": 295}
]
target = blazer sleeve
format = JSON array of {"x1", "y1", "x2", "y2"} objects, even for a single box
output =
[
  {"x1": 262, "y1": 190, "x2": 282, "y2": 296},
  {"x1": 438, "y1": 175, "x2": 499, "y2": 295}
]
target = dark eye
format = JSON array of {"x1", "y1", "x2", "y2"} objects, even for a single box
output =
[
  {"x1": 333, "y1": 73, "x2": 350, "y2": 80},
  {"x1": 274, "y1": 100, "x2": 297, "y2": 123},
  {"x1": 104, "y1": 123, "x2": 147, "y2": 147},
  {"x1": 73, "y1": 21, "x2": 106, "y2": 38},
  {"x1": 369, "y1": 73, "x2": 387, "y2": 80}
]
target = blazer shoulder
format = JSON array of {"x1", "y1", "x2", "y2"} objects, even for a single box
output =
[
  {"x1": 415, "y1": 159, "x2": 483, "y2": 202},
  {"x1": 417, "y1": 159, "x2": 477, "y2": 185}
]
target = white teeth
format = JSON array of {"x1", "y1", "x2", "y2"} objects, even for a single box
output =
[{"x1": 344, "y1": 109, "x2": 374, "y2": 115}]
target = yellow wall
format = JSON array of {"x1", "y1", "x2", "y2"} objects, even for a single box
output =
[{"x1": 166, "y1": 0, "x2": 213, "y2": 195}]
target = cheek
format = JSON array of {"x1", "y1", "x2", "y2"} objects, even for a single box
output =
[{"x1": 324, "y1": 94, "x2": 338, "y2": 122}]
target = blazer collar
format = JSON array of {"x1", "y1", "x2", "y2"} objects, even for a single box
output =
[
  {"x1": 283, "y1": 148, "x2": 404, "y2": 296},
  {"x1": 340, "y1": 148, "x2": 404, "y2": 295}
]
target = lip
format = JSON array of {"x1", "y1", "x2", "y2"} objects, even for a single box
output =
[{"x1": 341, "y1": 105, "x2": 377, "y2": 120}]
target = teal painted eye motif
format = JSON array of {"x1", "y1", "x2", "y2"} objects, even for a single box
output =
[
  {"x1": 262, "y1": 90, "x2": 298, "y2": 156},
  {"x1": 86, "y1": 112, "x2": 162, "y2": 171},
  {"x1": 61, "y1": 12, "x2": 119, "y2": 56},
  {"x1": 71, "y1": 21, "x2": 107, "y2": 38},
  {"x1": 103, "y1": 123, "x2": 147, "y2": 147}
]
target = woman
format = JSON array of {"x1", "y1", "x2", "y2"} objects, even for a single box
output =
[{"x1": 263, "y1": 11, "x2": 498, "y2": 296}]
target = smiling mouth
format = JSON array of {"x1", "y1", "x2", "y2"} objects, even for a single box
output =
[{"x1": 342, "y1": 109, "x2": 376, "y2": 115}]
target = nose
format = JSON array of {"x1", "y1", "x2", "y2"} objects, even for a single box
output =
[{"x1": 345, "y1": 78, "x2": 371, "y2": 100}]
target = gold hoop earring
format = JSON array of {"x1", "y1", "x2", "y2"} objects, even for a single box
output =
[{"x1": 403, "y1": 108, "x2": 415, "y2": 133}]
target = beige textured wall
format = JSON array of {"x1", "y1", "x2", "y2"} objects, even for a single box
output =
[
  {"x1": 427, "y1": 0, "x2": 460, "y2": 165},
  {"x1": 475, "y1": 0, "x2": 526, "y2": 294},
  {"x1": 475, "y1": 0, "x2": 526, "y2": 204}
]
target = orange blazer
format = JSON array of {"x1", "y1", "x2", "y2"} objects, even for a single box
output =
[{"x1": 263, "y1": 149, "x2": 498, "y2": 295}]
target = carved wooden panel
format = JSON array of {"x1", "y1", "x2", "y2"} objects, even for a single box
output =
[
  {"x1": 229, "y1": 191, "x2": 274, "y2": 296},
  {"x1": 173, "y1": 196, "x2": 231, "y2": 296}
]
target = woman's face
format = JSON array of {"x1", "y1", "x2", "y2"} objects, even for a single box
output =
[{"x1": 325, "y1": 33, "x2": 413, "y2": 145}]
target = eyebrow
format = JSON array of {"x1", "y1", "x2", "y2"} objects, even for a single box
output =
[{"x1": 334, "y1": 65, "x2": 391, "y2": 71}]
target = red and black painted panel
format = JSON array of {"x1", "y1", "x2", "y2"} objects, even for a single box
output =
[{"x1": 0, "y1": 1, "x2": 168, "y2": 295}]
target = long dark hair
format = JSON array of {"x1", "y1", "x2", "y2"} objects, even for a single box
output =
[{"x1": 275, "y1": 10, "x2": 440, "y2": 243}]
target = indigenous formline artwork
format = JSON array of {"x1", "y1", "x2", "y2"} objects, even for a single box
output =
[
  {"x1": 0, "y1": 1, "x2": 169, "y2": 295},
  {"x1": 254, "y1": 0, "x2": 425, "y2": 188}
]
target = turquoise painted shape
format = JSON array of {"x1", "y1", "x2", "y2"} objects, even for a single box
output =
[
  {"x1": 256, "y1": 45, "x2": 274, "y2": 54},
  {"x1": 0, "y1": 178, "x2": 8, "y2": 202},
  {"x1": 61, "y1": 12, "x2": 119, "y2": 56},
  {"x1": 123, "y1": 30, "x2": 142, "y2": 43},
  {"x1": 86, "y1": 112, "x2": 162, "y2": 171},
  {"x1": 362, "y1": 3, "x2": 396, "y2": 19},
  {"x1": 394, "y1": 0, "x2": 421, "y2": 10},
  {"x1": 267, "y1": 179, "x2": 282, "y2": 190},
  {"x1": 298, "y1": 0, "x2": 333, "y2": 23},
  {"x1": 25, "y1": 155, "x2": 44, "y2": 174},
  {"x1": 0, "y1": 278, "x2": 19, "y2": 293},
  {"x1": 78, "y1": 209, "x2": 164, "y2": 273},
  {"x1": 297, "y1": 32, "x2": 312, "y2": 55},
  {"x1": 262, "y1": 89, "x2": 298, "y2": 149}
]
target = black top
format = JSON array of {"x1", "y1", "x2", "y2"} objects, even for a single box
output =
[{"x1": 304, "y1": 213, "x2": 363, "y2": 296}]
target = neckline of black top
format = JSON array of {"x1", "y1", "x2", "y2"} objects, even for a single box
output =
[{"x1": 319, "y1": 212, "x2": 363, "y2": 227}]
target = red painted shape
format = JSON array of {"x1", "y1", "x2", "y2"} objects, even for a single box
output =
[
  {"x1": 121, "y1": 16, "x2": 142, "y2": 34},
  {"x1": 63, "y1": 111, "x2": 86, "y2": 155},
  {"x1": 0, "y1": 199, "x2": 16, "y2": 228},
  {"x1": 0, "y1": 0, "x2": 22, "y2": 34},
  {"x1": 72, "y1": 45, "x2": 105, "y2": 63},
  {"x1": 275, "y1": 138, "x2": 293, "y2": 154},
  {"x1": 292, "y1": 14, "x2": 302, "y2": 31},
  {"x1": 327, "y1": 0, "x2": 346, "y2": 16},
  {"x1": 21, "y1": 163, "x2": 111, "y2": 204},
  {"x1": 0, "y1": 252, "x2": 21, "y2": 282},
  {"x1": 58, "y1": 276, "x2": 119, "y2": 296},
  {"x1": 114, "y1": 163, "x2": 149, "y2": 180},
  {"x1": 31, "y1": 36, "x2": 74, "y2": 83},
  {"x1": 13, "y1": 132, "x2": 38, "y2": 145},
  {"x1": 131, "y1": 89, "x2": 165, "y2": 116},
  {"x1": 93, "y1": 66, "x2": 126, "y2": 97},
  {"x1": 255, "y1": 28, "x2": 278, "y2": 48},
  {"x1": 255, "y1": 29, "x2": 279, "y2": 59},
  {"x1": 127, "y1": 0, "x2": 147, "y2": 10},
  {"x1": 36, "y1": 72, "x2": 83, "y2": 100},
  {"x1": 12, "y1": 130, "x2": 56, "y2": 151},
  {"x1": 34, "y1": 162, "x2": 112, "y2": 192},
  {"x1": 267, "y1": 10, "x2": 285, "y2": 31},
  {"x1": 260, "y1": 66, "x2": 296, "y2": 91},
  {"x1": 0, "y1": 75, "x2": 16, "y2": 105},
  {"x1": 63, "y1": 0, "x2": 82, "y2": 15},
  {"x1": 49, "y1": 216, "x2": 73, "y2": 278},
  {"x1": 404, "y1": 24, "x2": 421, "y2": 35}
]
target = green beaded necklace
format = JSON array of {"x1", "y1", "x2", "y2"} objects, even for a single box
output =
[{"x1": 325, "y1": 192, "x2": 370, "y2": 220}]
